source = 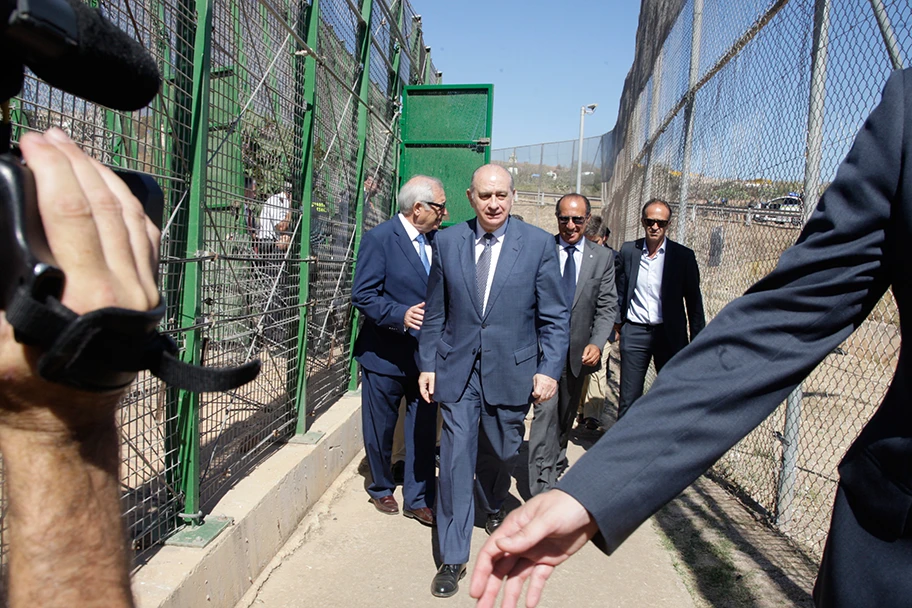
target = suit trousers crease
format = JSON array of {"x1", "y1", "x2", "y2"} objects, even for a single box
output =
[
  {"x1": 361, "y1": 369, "x2": 437, "y2": 510},
  {"x1": 529, "y1": 362, "x2": 586, "y2": 495},
  {"x1": 618, "y1": 322, "x2": 674, "y2": 419},
  {"x1": 437, "y1": 361, "x2": 528, "y2": 565}
]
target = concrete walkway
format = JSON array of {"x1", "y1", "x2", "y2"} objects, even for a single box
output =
[{"x1": 235, "y1": 426, "x2": 695, "y2": 608}]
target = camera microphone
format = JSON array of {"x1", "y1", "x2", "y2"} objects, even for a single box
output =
[{"x1": 1, "y1": 0, "x2": 161, "y2": 111}]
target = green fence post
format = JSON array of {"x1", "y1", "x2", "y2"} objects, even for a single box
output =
[
  {"x1": 292, "y1": 0, "x2": 320, "y2": 434},
  {"x1": 345, "y1": 0, "x2": 375, "y2": 392},
  {"x1": 166, "y1": 0, "x2": 213, "y2": 527}
]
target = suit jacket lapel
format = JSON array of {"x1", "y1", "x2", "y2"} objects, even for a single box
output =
[
  {"x1": 627, "y1": 238, "x2": 644, "y2": 304},
  {"x1": 393, "y1": 218, "x2": 428, "y2": 279},
  {"x1": 459, "y1": 219, "x2": 483, "y2": 317},
  {"x1": 484, "y1": 222, "x2": 523, "y2": 320},
  {"x1": 573, "y1": 239, "x2": 598, "y2": 309}
]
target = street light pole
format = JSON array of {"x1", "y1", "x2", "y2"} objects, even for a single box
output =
[{"x1": 576, "y1": 103, "x2": 598, "y2": 193}]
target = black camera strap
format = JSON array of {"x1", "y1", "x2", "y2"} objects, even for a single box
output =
[{"x1": 5, "y1": 286, "x2": 260, "y2": 393}]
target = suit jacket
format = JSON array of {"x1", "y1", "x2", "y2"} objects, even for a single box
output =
[
  {"x1": 558, "y1": 68, "x2": 912, "y2": 605},
  {"x1": 615, "y1": 237, "x2": 705, "y2": 353},
  {"x1": 352, "y1": 216, "x2": 430, "y2": 377},
  {"x1": 419, "y1": 218, "x2": 569, "y2": 406},
  {"x1": 559, "y1": 237, "x2": 618, "y2": 378}
]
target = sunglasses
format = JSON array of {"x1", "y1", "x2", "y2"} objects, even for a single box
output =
[
  {"x1": 422, "y1": 201, "x2": 447, "y2": 213},
  {"x1": 557, "y1": 215, "x2": 588, "y2": 225},
  {"x1": 642, "y1": 218, "x2": 669, "y2": 228}
]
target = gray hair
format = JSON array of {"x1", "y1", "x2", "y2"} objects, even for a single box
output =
[{"x1": 397, "y1": 175, "x2": 444, "y2": 214}]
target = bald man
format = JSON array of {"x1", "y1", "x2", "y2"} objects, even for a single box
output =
[
  {"x1": 418, "y1": 164, "x2": 569, "y2": 598},
  {"x1": 352, "y1": 175, "x2": 447, "y2": 527}
]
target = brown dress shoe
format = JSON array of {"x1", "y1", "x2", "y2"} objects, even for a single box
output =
[
  {"x1": 369, "y1": 495, "x2": 399, "y2": 515},
  {"x1": 403, "y1": 506, "x2": 434, "y2": 527}
]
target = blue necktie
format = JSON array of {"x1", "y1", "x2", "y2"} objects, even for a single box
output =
[
  {"x1": 563, "y1": 245, "x2": 576, "y2": 306},
  {"x1": 416, "y1": 233, "x2": 430, "y2": 274}
]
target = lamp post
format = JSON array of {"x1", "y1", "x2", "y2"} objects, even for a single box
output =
[{"x1": 576, "y1": 103, "x2": 598, "y2": 193}]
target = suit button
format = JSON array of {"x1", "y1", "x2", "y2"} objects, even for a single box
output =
[
  {"x1": 482, "y1": 323, "x2": 488, "y2": 329},
  {"x1": 472, "y1": 348, "x2": 477, "y2": 355}
]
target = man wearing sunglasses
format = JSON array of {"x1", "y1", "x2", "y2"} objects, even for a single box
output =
[
  {"x1": 352, "y1": 175, "x2": 447, "y2": 527},
  {"x1": 614, "y1": 198, "x2": 705, "y2": 419}
]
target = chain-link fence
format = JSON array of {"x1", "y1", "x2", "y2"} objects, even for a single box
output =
[
  {"x1": 604, "y1": 0, "x2": 909, "y2": 560},
  {"x1": 491, "y1": 136, "x2": 603, "y2": 200},
  {"x1": 0, "y1": 0, "x2": 439, "y2": 571}
]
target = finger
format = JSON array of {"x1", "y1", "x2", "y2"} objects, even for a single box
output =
[
  {"x1": 501, "y1": 558, "x2": 536, "y2": 608},
  {"x1": 524, "y1": 563, "x2": 555, "y2": 608},
  {"x1": 91, "y1": 154, "x2": 161, "y2": 305},
  {"x1": 18, "y1": 132, "x2": 110, "y2": 310},
  {"x1": 416, "y1": 301, "x2": 425, "y2": 309},
  {"x1": 43, "y1": 128, "x2": 147, "y2": 309}
]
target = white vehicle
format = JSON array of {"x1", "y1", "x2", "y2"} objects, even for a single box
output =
[{"x1": 756, "y1": 195, "x2": 803, "y2": 226}]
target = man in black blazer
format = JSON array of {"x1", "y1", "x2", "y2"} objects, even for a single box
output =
[
  {"x1": 351, "y1": 175, "x2": 446, "y2": 527},
  {"x1": 614, "y1": 199, "x2": 705, "y2": 418},
  {"x1": 528, "y1": 194, "x2": 617, "y2": 494},
  {"x1": 471, "y1": 68, "x2": 912, "y2": 608}
]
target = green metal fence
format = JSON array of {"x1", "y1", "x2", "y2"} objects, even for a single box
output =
[
  {"x1": 603, "y1": 0, "x2": 909, "y2": 561},
  {"x1": 0, "y1": 0, "x2": 439, "y2": 567}
]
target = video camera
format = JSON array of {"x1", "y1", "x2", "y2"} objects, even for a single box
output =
[
  {"x1": 0, "y1": 0, "x2": 260, "y2": 392},
  {"x1": 0, "y1": 0, "x2": 163, "y2": 309}
]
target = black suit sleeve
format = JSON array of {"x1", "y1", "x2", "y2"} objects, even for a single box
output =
[
  {"x1": 557, "y1": 68, "x2": 903, "y2": 553},
  {"x1": 683, "y1": 248, "x2": 706, "y2": 340},
  {"x1": 613, "y1": 245, "x2": 628, "y2": 325}
]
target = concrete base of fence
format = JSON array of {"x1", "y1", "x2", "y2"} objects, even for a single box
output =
[{"x1": 132, "y1": 390, "x2": 363, "y2": 608}]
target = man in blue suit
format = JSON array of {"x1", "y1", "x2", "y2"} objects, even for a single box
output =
[
  {"x1": 471, "y1": 69, "x2": 912, "y2": 608},
  {"x1": 352, "y1": 175, "x2": 447, "y2": 527},
  {"x1": 418, "y1": 164, "x2": 569, "y2": 598}
]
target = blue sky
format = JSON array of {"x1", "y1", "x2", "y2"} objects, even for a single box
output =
[{"x1": 416, "y1": 1, "x2": 641, "y2": 149}]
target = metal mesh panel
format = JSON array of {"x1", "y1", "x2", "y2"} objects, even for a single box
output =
[
  {"x1": 0, "y1": 0, "x2": 428, "y2": 572},
  {"x1": 491, "y1": 136, "x2": 603, "y2": 199}
]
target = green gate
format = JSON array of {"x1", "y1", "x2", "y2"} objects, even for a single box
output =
[{"x1": 399, "y1": 84, "x2": 493, "y2": 224}]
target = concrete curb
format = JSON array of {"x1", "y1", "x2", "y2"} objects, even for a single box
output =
[{"x1": 133, "y1": 392, "x2": 363, "y2": 608}]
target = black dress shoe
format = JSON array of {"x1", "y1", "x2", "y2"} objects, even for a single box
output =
[
  {"x1": 431, "y1": 563, "x2": 466, "y2": 598},
  {"x1": 485, "y1": 506, "x2": 506, "y2": 535}
]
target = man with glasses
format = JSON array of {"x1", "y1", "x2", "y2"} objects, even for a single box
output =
[
  {"x1": 352, "y1": 175, "x2": 447, "y2": 527},
  {"x1": 528, "y1": 194, "x2": 617, "y2": 495},
  {"x1": 614, "y1": 198, "x2": 705, "y2": 419}
]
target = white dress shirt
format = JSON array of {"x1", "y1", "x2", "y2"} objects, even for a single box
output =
[
  {"x1": 558, "y1": 237, "x2": 584, "y2": 284},
  {"x1": 398, "y1": 213, "x2": 432, "y2": 265},
  {"x1": 627, "y1": 238, "x2": 666, "y2": 325},
  {"x1": 474, "y1": 219, "x2": 509, "y2": 313},
  {"x1": 257, "y1": 191, "x2": 290, "y2": 240}
]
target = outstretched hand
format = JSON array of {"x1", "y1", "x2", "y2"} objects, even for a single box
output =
[{"x1": 470, "y1": 490, "x2": 599, "y2": 608}]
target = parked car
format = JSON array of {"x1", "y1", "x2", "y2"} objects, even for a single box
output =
[{"x1": 756, "y1": 195, "x2": 803, "y2": 226}]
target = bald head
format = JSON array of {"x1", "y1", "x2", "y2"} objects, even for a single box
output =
[{"x1": 467, "y1": 164, "x2": 515, "y2": 233}]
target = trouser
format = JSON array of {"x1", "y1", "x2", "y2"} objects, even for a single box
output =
[
  {"x1": 618, "y1": 322, "x2": 674, "y2": 419},
  {"x1": 361, "y1": 369, "x2": 437, "y2": 510},
  {"x1": 579, "y1": 342, "x2": 613, "y2": 426},
  {"x1": 437, "y1": 361, "x2": 528, "y2": 565},
  {"x1": 528, "y1": 362, "x2": 586, "y2": 495}
]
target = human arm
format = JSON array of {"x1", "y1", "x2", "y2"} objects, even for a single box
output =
[
  {"x1": 584, "y1": 248, "x2": 618, "y2": 364},
  {"x1": 683, "y1": 248, "x2": 706, "y2": 340},
  {"x1": 417, "y1": 236, "x2": 445, "y2": 373},
  {"x1": 0, "y1": 128, "x2": 161, "y2": 607},
  {"x1": 350, "y1": 229, "x2": 410, "y2": 331},
  {"x1": 532, "y1": 236, "x2": 570, "y2": 382}
]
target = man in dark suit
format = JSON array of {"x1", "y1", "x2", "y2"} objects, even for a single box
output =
[
  {"x1": 528, "y1": 194, "x2": 617, "y2": 495},
  {"x1": 418, "y1": 164, "x2": 569, "y2": 598},
  {"x1": 470, "y1": 68, "x2": 912, "y2": 608},
  {"x1": 351, "y1": 175, "x2": 447, "y2": 527},
  {"x1": 615, "y1": 199, "x2": 705, "y2": 418}
]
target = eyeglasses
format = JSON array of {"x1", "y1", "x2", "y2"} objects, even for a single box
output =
[
  {"x1": 642, "y1": 218, "x2": 669, "y2": 228},
  {"x1": 557, "y1": 215, "x2": 588, "y2": 225},
  {"x1": 422, "y1": 201, "x2": 447, "y2": 213}
]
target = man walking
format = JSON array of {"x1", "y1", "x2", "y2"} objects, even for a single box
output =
[
  {"x1": 528, "y1": 194, "x2": 617, "y2": 495},
  {"x1": 615, "y1": 199, "x2": 705, "y2": 418},
  {"x1": 418, "y1": 164, "x2": 568, "y2": 598},
  {"x1": 352, "y1": 175, "x2": 447, "y2": 527}
]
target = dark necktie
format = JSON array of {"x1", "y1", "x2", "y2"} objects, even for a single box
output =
[
  {"x1": 563, "y1": 245, "x2": 576, "y2": 305},
  {"x1": 476, "y1": 233, "x2": 495, "y2": 313},
  {"x1": 416, "y1": 233, "x2": 430, "y2": 274}
]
